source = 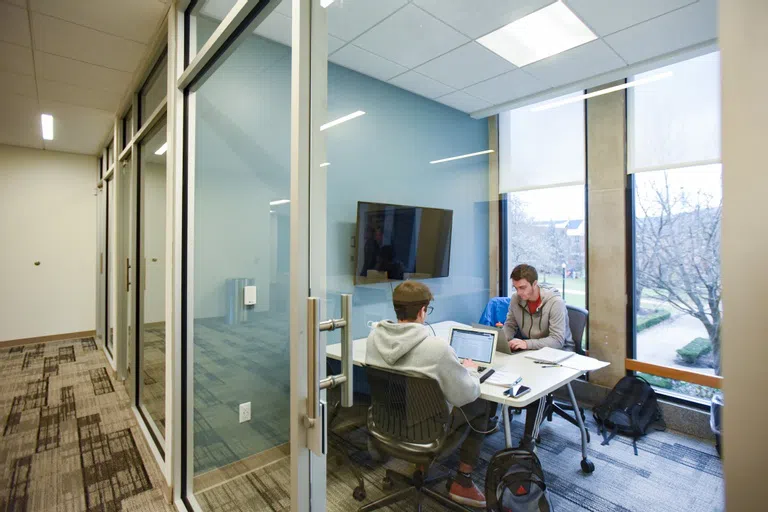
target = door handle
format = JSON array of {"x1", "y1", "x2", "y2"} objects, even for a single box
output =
[{"x1": 305, "y1": 294, "x2": 352, "y2": 455}]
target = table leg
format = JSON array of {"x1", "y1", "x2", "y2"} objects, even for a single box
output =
[
  {"x1": 503, "y1": 405, "x2": 512, "y2": 448},
  {"x1": 566, "y1": 382, "x2": 588, "y2": 459},
  {"x1": 529, "y1": 397, "x2": 546, "y2": 442}
]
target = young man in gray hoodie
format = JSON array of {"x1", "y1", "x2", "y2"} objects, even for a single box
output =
[
  {"x1": 496, "y1": 263, "x2": 574, "y2": 448},
  {"x1": 366, "y1": 281, "x2": 497, "y2": 509}
]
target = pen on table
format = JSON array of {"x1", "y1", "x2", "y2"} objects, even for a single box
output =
[
  {"x1": 541, "y1": 364, "x2": 560, "y2": 368},
  {"x1": 511, "y1": 376, "x2": 522, "y2": 386}
]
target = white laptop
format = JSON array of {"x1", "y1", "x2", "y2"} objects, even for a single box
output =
[{"x1": 448, "y1": 327, "x2": 498, "y2": 369}]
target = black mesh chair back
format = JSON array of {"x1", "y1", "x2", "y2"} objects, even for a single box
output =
[
  {"x1": 566, "y1": 305, "x2": 588, "y2": 356},
  {"x1": 366, "y1": 366, "x2": 450, "y2": 447}
]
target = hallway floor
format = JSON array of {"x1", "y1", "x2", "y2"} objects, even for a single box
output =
[{"x1": 0, "y1": 338, "x2": 174, "y2": 512}]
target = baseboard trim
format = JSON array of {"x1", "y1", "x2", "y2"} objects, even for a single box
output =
[
  {"x1": 0, "y1": 330, "x2": 96, "y2": 348},
  {"x1": 193, "y1": 443, "x2": 290, "y2": 494}
]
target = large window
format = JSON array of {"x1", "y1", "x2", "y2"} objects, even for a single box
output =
[
  {"x1": 500, "y1": 93, "x2": 587, "y2": 344},
  {"x1": 629, "y1": 52, "x2": 722, "y2": 401}
]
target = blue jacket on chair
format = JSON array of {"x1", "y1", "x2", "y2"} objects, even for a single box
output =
[{"x1": 478, "y1": 297, "x2": 512, "y2": 326}]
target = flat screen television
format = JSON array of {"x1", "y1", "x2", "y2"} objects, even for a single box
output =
[{"x1": 355, "y1": 201, "x2": 453, "y2": 285}]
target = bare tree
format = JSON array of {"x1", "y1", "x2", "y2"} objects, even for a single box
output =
[{"x1": 635, "y1": 172, "x2": 722, "y2": 374}]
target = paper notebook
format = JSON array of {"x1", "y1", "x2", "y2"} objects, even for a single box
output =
[
  {"x1": 483, "y1": 370, "x2": 522, "y2": 387},
  {"x1": 524, "y1": 347, "x2": 575, "y2": 365}
]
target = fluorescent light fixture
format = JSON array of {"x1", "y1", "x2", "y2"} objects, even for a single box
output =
[
  {"x1": 41, "y1": 114, "x2": 54, "y2": 140},
  {"x1": 430, "y1": 150, "x2": 494, "y2": 165},
  {"x1": 155, "y1": 142, "x2": 168, "y2": 155},
  {"x1": 270, "y1": 210, "x2": 276, "y2": 214},
  {"x1": 531, "y1": 71, "x2": 674, "y2": 112},
  {"x1": 319, "y1": 162, "x2": 330, "y2": 168},
  {"x1": 321, "y1": 0, "x2": 335, "y2": 6},
  {"x1": 478, "y1": 1, "x2": 596, "y2": 67},
  {"x1": 270, "y1": 199, "x2": 290, "y2": 206},
  {"x1": 320, "y1": 110, "x2": 365, "y2": 131}
]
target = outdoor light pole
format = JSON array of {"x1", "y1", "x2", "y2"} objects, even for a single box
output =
[{"x1": 561, "y1": 262, "x2": 566, "y2": 301}]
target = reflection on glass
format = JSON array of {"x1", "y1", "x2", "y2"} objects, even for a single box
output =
[
  {"x1": 107, "y1": 140, "x2": 114, "y2": 168},
  {"x1": 191, "y1": 11, "x2": 292, "y2": 509},
  {"x1": 106, "y1": 178, "x2": 115, "y2": 355},
  {"x1": 633, "y1": 166, "x2": 722, "y2": 401},
  {"x1": 192, "y1": 0, "x2": 292, "y2": 54},
  {"x1": 139, "y1": 117, "x2": 168, "y2": 441},
  {"x1": 140, "y1": 54, "x2": 168, "y2": 127}
]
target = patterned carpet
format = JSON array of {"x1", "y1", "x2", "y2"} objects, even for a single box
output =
[
  {"x1": 0, "y1": 338, "x2": 174, "y2": 512},
  {"x1": 197, "y1": 392, "x2": 724, "y2": 512}
]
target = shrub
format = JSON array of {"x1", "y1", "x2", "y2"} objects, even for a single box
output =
[
  {"x1": 636, "y1": 310, "x2": 672, "y2": 332},
  {"x1": 676, "y1": 337, "x2": 713, "y2": 364}
]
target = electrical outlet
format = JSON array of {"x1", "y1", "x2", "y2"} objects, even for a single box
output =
[{"x1": 239, "y1": 402, "x2": 251, "y2": 423}]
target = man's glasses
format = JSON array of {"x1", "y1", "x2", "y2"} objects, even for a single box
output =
[{"x1": 426, "y1": 306, "x2": 434, "y2": 316}]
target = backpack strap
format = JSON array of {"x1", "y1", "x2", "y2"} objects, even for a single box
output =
[
  {"x1": 601, "y1": 425, "x2": 618, "y2": 446},
  {"x1": 632, "y1": 437, "x2": 639, "y2": 456}
]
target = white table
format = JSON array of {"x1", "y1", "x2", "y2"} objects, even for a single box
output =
[{"x1": 327, "y1": 320, "x2": 609, "y2": 470}]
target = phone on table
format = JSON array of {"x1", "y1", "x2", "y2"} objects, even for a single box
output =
[{"x1": 504, "y1": 383, "x2": 531, "y2": 398}]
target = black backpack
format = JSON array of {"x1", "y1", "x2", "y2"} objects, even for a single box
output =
[
  {"x1": 593, "y1": 375, "x2": 665, "y2": 455},
  {"x1": 485, "y1": 448, "x2": 553, "y2": 512}
]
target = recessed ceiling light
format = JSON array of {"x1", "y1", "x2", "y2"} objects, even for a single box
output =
[
  {"x1": 530, "y1": 71, "x2": 674, "y2": 112},
  {"x1": 270, "y1": 199, "x2": 290, "y2": 206},
  {"x1": 320, "y1": 110, "x2": 366, "y2": 131},
  {"x1": 319, "y1": 162, "x2": 330, "y2": 167},
  {"x1": 41, "y1": 114, "x2": 54, "y2": 140},
  {"x1": 478, "y1": 1, "x2": 596, "y2": 67},
  {"x1": 430, "y1": 150, "x2": 494, "y2": 164},
  {"x1": 155, "y1": 142, "x2": 168, "y2": 155}
]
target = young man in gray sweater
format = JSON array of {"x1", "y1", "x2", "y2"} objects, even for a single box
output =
[
  {"x1": 496, "y1": 263, "x2": 575, "y2": 448},
  {"x1": 366, "y1": 281, "x2": 497, "y2": 509}
]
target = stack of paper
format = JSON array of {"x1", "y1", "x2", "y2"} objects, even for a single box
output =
[
  {"x1": 484, "y1": 370, "x2": 522, "y2": 387},
  {"x1": 524, "y1": 347, "x2": 575, "y2": 364}
]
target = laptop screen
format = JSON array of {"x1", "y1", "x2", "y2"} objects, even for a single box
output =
[{"x1": 449, "y1": 328, "x2": 495, "y2": 364}]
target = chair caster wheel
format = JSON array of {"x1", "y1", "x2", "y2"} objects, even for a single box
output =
[
  {"x1": 382, "y1": 477, "x2": 394, "y2": 491},
  {"x1": 353, "y1": 486, "x2": 366, "y2": 501},
  {"x1": 581, "y1": 459, "x2": 595, "y2": 474}
]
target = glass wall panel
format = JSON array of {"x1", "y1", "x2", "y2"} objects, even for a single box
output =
[
  {"x1": 189, "y1": 7, "x2": 293, "y2": 508},
  {"x1": 122, "y1": 107, "x2": 133, "y2": 149},
  {"x1": 138, "y1": 117, "x2": 168, "y2": 443},
  {"x1": 139, "y1": 54, "x2": 168, "y2": 127}
]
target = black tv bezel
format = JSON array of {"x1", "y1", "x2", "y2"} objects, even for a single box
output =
[{"x1": 353, "y1": 200, "x2": 454, "y2": 286}]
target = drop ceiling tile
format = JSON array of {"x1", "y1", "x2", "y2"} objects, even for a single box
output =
[
  {"x1": 328, "y1": 35, "x2": 344, "y2": 54},
  {"x1": 354, "y1": 4, "x2": 469, "y2": 69},
  {"x1": 4, "y1": 0, "x2": 27, "y2": 7},
  {"x1": 31, "y1": 13, "x2": 146, "y2": 73},
  {"x1": 0, "y1": 94, "x2": 43, "y2": 150},
  {"x1": 30, "y1": 0, "x2": 169, "y2": 44},
  {"x1": 564, "y1": 0, "x2": 696, "y2": 37},
  {"x1": 412, "y1": 0, "x2": 554, "y2": 39},
  {"x1": 326, "y1": 0, "x2": 407, "y2": 41},
  {"x1": 415, "y1": 42, "x2": 515, "y2": 90},
  {"x1": 37, "y1": 79, "x2": 122, "y2": 113},
  {"x1": 38, "y1": 100, "x2": 114, "y2": 154},
  {"x1": 463, "y1": 69, "x2": 548, "y2": 105},
  {"x1": 329, "y1": 44, "x2": 407, "y2": 82},
  {"x1": 0, "y1": 3, "x2": 32, "y2": 47},
  {"x1": 254, "y1": 12, "x2": 293, "y2": 47},
  {"x1": 0, "y1": 71, "x2": 37, "y2": 98},
  {"x1": 0, "y1": 41, "x2": 34, "y2": 75},
  {"x1": 388, "y1": 71, "x2": 454, "y2": 99},
  {"x1": 35, "y1": 51, "x2": 132, "y2": 94},
  {"x1": 524, "y1": 40, "x2": 626, "y2": 88},
  {"x1": 436, "y1": 91, "x2": 491, "y2": 113},
  {"x1": 604, "y1": 0, "x2": 717, "y2": 65}
]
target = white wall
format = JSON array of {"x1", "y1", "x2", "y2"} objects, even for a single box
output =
[
  {"x1": 0, "y1": 144, "x2": 98, "y2": 341},
  {"x1": 720, "y1": 0, "x2": 768, "y2": 508}
]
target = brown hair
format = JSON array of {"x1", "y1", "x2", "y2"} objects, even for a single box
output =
[
  {"x1": 392, "y1": 281, "x2": 434, "y2": 321},
  {"x1": 511, "y1": 264, "x2": 538, "y2": 284}
]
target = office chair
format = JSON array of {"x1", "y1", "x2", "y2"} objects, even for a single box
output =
[
  {"x1": 360, "y1": 367, "x2": 474, "y2": 512},
  {"x1": 538, "y1": 305, "x2": 590, "y2": 442}
]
